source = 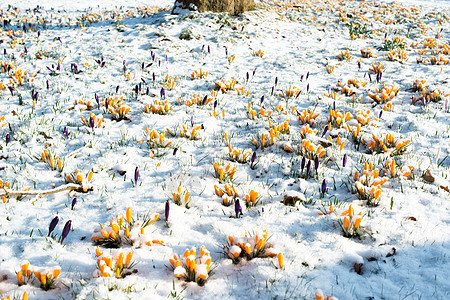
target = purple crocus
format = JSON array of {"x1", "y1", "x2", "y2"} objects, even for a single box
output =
[
  {"x1": 260, "y1": 95, "x2": 264, "y2": 104},
  {"x1": 134, "y1": 166, "x2": 139, "y2": 186},
  {"x1": 235, "y1": 199, "x2": 242, "y2": 218},
  {"x1": 60, "y1": 220, "x2": 71, "y2": 244},
  {"x1": 165, "y1": 200, "x2": 170, "y2": 223},
  {"x1": 271, "y1": 86, "x2": 274, "y2": 96},
  {"x1": 343, "y1": 154, "x2": 347, "y2": 168},
  {"x1": 71, "y1": 198, "x2": 77, "y2": 210},
  {"x1": 253, "y1": 67, "x2": 256, "y2": 77},
  {"x1": 246, "y1": 72, "x2": 249, "y2": 82},
  {"x1": 306, "y1": 72, "x2": 310, "y2": 80},
  {"x1": 160, "y1": 87, "x2": 165, "y2": 99},
  {"x1": 89, "y1": 116, "x2": 95, "y2": 131},
  {"x1": 301, "y1": 156, "x2": 306, "y2": 173},
  {"x1": 314, "y1": 155, "x2": 319, "y2": 173},
  {"x1": 379, "y1": 110, "x2": 383, "y2": 118},
  {"x1": 48, "y1": 216, "x2": 59, "y2": 236},
  {"x1": 306, "y1": 160, "x2": 311, "y2": 177},
  {"x1": 173, "y1": 147, "x2": 178, "y2": 155},
  {"x1": 5, "y1": 133, "x2": 11, "y2": 146},
  {"x1": 63, "y1": 126, "x2": 69, "y2": 138},
  {"x1": 321, "y1": 125, "x2": 328, "y2": 137},
  {"x1": 275, "y1": 77, "x2": 278, "y2": 86},
  {"x1": 116, "y1": 85, "x2": 120, "y2": 93},
  {"x1": 95, "y1": 93, "x2": 100, "y2": 109},
  {"x1": 250, "y1": 152, "x2": 256, "y2": 169},
  {"x1": 321, "y1": 179, "x2": 327, "y2": 195}
]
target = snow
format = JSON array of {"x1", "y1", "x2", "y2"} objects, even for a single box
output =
[{"x1": 0, "y1": 0, "x2": 449, "y2": 299}]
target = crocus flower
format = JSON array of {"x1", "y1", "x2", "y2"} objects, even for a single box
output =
[
  {"x1": 314, "y1": 155, "x2": 319, "y2": 173},
  {"x1": 301, "y1": 156, "x2": 306, "y2": 173},
  {"x1": 134, "y1": 167, "x2": 139, "y2": 186},
  {"x1": 260, "y1": 95, "x2": 264, "y2": 104},
  {"x1": 321, "y1": 179, "x2": 327, "y2": 195},
  {"x1": 48, "y1": 216, "x2": 59, "y2": 236},
  {"x1": 165, "y1": 200, "x2": 170, "y2": 223},
  {"x1": 71, "y1": 198, "x2": 77, "y2": 210},
  {"x1": 306, "y1": 72, "x2": 310, "y2": 80},
  {"x1": 89, "y1": 116, "x2": 95, "y2": 131},
  {"x1": 116, "y1": 85, "x2": 119, "y2": 93},
  {"x1": 379, "y1": 110, "x2": 383, "y2": 118},
  {"x1": 160, "y1": 87, "x2": 165, "y2": 99},
  {"x1": 306, "y1": 160, "x2": 311, "y2": 176},
  {"x1": 275, "y1": 77, "x2": 278, "y2": 86},
  {"x1": 95, "y1": 93, "x2": 100, "y2": 108},
  {"x1": 173, "y1": 148, "x2": 178, "y2": 155},
  {"x1": 343, "y1": 154, "x2": 347, "y2": 167},
  {"x1": 60, "y1": 220, "x2": 71, "y2": 244},
  {"x1": 321, "y1": 125, "x2": 328, "y2": 137},
  {"x1": 235, "y1": 199, "x2": 242, "y2": 218},
  {"x1": 250, "y1": 152, "x2": 256, "y2": 169},
  {"x1": 5, "y1": 133, "x2": 11, "y2": 146}
]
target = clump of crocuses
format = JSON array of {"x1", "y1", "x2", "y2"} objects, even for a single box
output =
[
  {"x1": 17, "y1": 261, "x2": 61, "y2": 291},
  {"x1": 65, "y1": 169, "x2": 93, "y2": 192},
  {"x1": 169, "y1": 246, "x2": 212, "y2": 286},
  {"x1": 91, "y1": 207, "x2": 162, "y2": 248},
  {"x1": 94, "y1": 248, "x2": 135, "y2": 278},
  {"x1": 225, "y1": 230, "x2": 282, "y2": 268}
]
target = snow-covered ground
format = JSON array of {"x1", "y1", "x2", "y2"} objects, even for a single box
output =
[{"x1": 0, "y1": 0, "x2": 449, "y2": 299}]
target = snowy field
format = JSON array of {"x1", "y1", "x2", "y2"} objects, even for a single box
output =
[{"x1": 0, "y1": 0, "x2": 449, "y2": 299}]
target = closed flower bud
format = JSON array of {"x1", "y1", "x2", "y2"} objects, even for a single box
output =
[
  {"x1": 60, "y1": 220, "x2": 72, "y2": 244},
  {"x1": 48, "y1": 216, "x2": 59, "y2": 236}
]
